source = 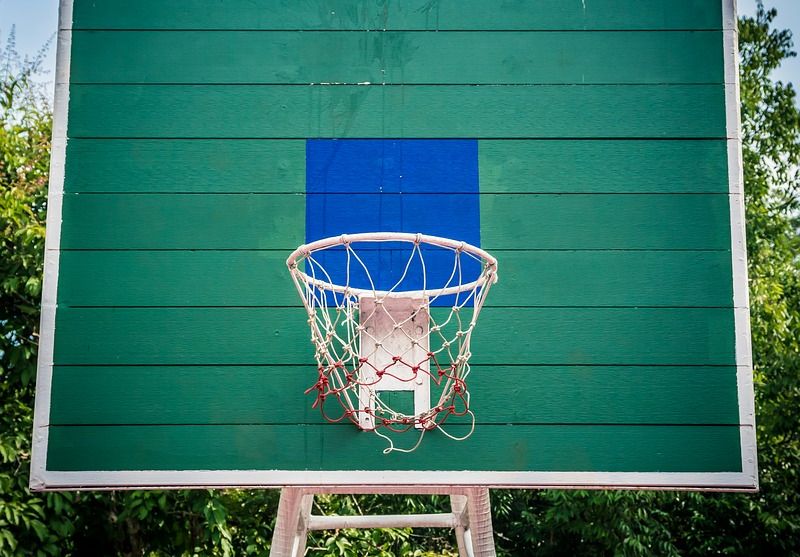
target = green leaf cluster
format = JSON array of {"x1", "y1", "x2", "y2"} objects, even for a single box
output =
[
  {"x1": 305, "y1": 495, "x2": 458, "y2": 556},
  {"x1": 489, "y1": 4, "x2": 800, "y2": 556},
  {"x1": 0, "y1": 28, "x2": 76, "y2": 557}
]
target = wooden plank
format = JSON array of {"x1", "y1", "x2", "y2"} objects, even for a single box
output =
[
  {"x1": 59, "y1": 193, "x2": 304, "y2": 250},
  {"x1": 480, "y1": 194, "x2": 732, "y2": 250},
  {"x1": 52, "y1": 307, "x2": 312, "y2": 366},
  {"x1": 56, "y1": 250, "x2": 734, "y2": 308},
  {"x1": 478, "y1": 140, "x2": 729, "y2": 194},
  {"x1": 67, "y1": 84, "x2": 727, "y2": 139},
  {"x1": 48, "y1": 365, "x2": 740, "y2": 425},
  {"x1": 52, "y1": 307, "x2": 736, "y2": 365},
  {"x1": 470, "y1": 308, "x2": 736, "y2": 365},
  {"x1": 64, "y1": 139, "x2": 306, "y2": 193},
  {"x1": 493, "y1": 250, "x2": 733, "y2": 307},
  {"x1": 71, "y1": 0, "x2": 723, "y2": 31},
  {"x1": 46, "y1": 423, "x2": 742, "y2": 472},
  {"x1": 70, "y1": 31, "x2": 723, "y2": 85},
  {"x1": 63, "y1": 139, "x2": 730, "y2": 194},
  {"x1": 57, "y1": 251, "x2": 297, "y2": 306},
  {"x1": 58, "y1": 193, "x2": 731, "y2": 250}
]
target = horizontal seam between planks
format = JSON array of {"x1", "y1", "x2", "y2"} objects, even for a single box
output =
[
  {"x1": 66, "y1": 136, "x2": 732, "y2": 141},
  {"x1": 50, "y1": 362, "x2": 739, "y2": 367},
  {"x1": 68, "y1": 82, "x2": 728, "y2": 86},
  {"x1": 49, "y1": 363, "x2": 740, "y2": 368},
  {"x1": 68, "y1": 29, "x2": 726, "y2": 33},
  {"x1": 64, "y1": 191, "x2": 734, "y2": 195},
  {"x1": 50, "y1": 363, "x2": 740, "y2": 367},
  {"x1": 55, "y1": 248, "x2": 733, "y2": 252},
  {"x1": 62, "y1": 305, "x2": 740, "y2": 309},
  {"x1": 54, "y1": 363, "x2": 741, "y2": 366},
  {"x1": 70, "y1": 82, "x2": 726, "y2": 87},
  {"x1": 66, "y1": 191, "x2": 731, "y2": 195},
  {"x1": 66, "y1": 137, "x2": 729, "y2": 141},
  {"x1": 46, "y1": 422, "x2": 743, "y2": 427}
]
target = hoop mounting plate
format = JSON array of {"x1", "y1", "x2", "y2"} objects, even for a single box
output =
[{"x1": 358, "y1": 296, "x2": 431, "y2": 430}]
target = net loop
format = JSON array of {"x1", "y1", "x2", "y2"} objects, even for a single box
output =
[{"x1": 287, "y1": 232, "x2": 498, "y2": 453}]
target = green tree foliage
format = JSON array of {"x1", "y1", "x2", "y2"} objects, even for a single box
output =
[
  {"x1": 1, "y1": 4, "x2": 799, "y2": 555},
  {"x1": 491, "y1": 4, "x2": 800, "y2": 555},
  {"x1": 303, "y1": 495, "x2": 458, "y2": 556},
  {"x1": 0, "y1": 30, "x2": 78, "y2": 556},
  {"x1": 735, "y1": 3, "x2": 800, "y2": 551},
  {"x1": 0, "y1": 30, "x2": 278, "y2": 557}
]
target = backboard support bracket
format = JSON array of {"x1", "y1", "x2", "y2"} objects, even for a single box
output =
[
  {"x1": 269, "y1": 487, "x2": 496, "y2": 557},
  {"x1": 358, "y1": 295, "x2": 431, "y2": 431}
]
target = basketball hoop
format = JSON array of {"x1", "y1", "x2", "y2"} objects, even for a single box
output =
[{"x1": 286, "y1": 232, "x2": 498, "y2": 453}]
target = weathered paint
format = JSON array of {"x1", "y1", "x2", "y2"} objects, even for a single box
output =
[
  {"x1": 65, "y1": 139, "x2": 729, "y2": 194},
  {"x1": 31, "y1": 0, "x2": 754, "y2": 490},
  {"x1": 69, "y1": 31, "x2": 724, "y2": 85},
  {"x1": 50, "y1": 365, "x2": 740, "y2": 425},
  {"x1": 68, "y1": 84, "x2": 727, "y2": 138},
  {"x1": 56, "y1": 250, "x2": 733, "y2": 307},
  {"x1": 71, "y1": 0, "x2": 725, "y2": 31}
]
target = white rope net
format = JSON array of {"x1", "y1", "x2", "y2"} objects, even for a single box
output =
[{"x1": 286, "y1": 232, "x2": 498, "y2": 453}]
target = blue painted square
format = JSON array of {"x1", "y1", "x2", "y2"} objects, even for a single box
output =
[{"x1": 305, "y1": 140, "x2": 481, "y2": 303}]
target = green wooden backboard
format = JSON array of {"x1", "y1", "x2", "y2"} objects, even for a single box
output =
[{"x1": 31, "y1": 0, "x2": 757, "y2": 491}]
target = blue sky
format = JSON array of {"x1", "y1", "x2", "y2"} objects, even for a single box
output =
[{"x1": 1, "y1": 0, "x2": 799, "y2": 98}]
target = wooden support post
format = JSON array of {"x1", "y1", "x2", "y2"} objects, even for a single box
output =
[
  {"x1": 271, "y1": 489, "x2": 313, "y2": 557},
  {"x1": 464, "y1": 488, "x2": 496, "y2": 557},
  {"x1": 269, "y1": 487, "x2": 496, "y2": 557},
  {"x1": 450, "y1": 494, "x2": 470, "y2": 557}
]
